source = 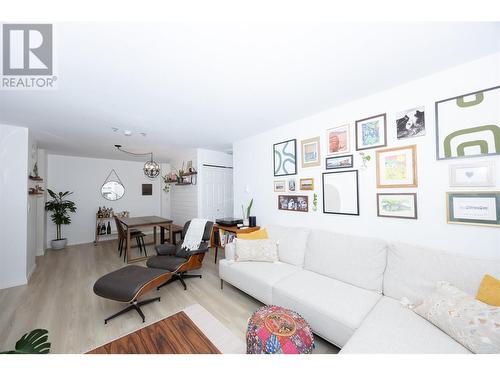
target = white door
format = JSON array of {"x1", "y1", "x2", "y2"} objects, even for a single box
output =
[{"x1": 201, "y1": 165, "x2": 233, "y2": 221}]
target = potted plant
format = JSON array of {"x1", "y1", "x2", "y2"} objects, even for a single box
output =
[
  {"x1": 45, "y1": 189, "x2": 77, "y2": 250},
  {"x1": 241, "y1": 198, "x2": 254, "y2": 227}
]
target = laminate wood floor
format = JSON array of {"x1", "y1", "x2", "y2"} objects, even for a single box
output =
[{"x1": 0, "y1": 238, "x2": 339, "y2": 354}]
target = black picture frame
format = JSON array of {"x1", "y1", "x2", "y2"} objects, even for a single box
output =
[
  {"x1": 376, "y1": 193, "x2": 418, "y2": 219},
  {"x1": 273, "y1": 139, "x2": 297, "y2": 177},
  {"x1": 325, "y1": 154, "x2": 353, "y2": 169},
  {"x1": 322, "y1": 170, "x2": 359, "y2": 216},
  {"x1": 142, "y1": 184, "x2": 153, "y2": 196},
  {"x1": 355, "y1": 113, "x2": 387, "y2": 151}
]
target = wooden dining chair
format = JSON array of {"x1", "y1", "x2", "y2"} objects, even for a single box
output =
[{"x1": 113, "y1": 216, "x2": 147, "y2": 261}]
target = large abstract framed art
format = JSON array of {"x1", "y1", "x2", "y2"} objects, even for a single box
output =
[
  {"x1": 273, "y1": 139, "x2": 297, "y2": 176},
  {"x1": 435, "y1": 86, "x2": 500, "y2": 160}
]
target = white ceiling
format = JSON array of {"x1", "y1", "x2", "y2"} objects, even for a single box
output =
[{"x1": 1, "y1": 22, "x2": 499, "y2": 162}]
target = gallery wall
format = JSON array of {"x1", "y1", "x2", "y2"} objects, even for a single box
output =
[{"x1": 233, "y1": 52, "x2": 500, "y2": 259}]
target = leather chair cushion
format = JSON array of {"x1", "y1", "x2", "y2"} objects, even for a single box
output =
[
  {"x1": 146, "y1": 255, "x2": 187, "y2": 271},
  {"x1": 93, "y1": 265, "x2": 167, "y2": 302},
  {"x1": 155, "y1": 243, "x2": 177, "y2": 256}
]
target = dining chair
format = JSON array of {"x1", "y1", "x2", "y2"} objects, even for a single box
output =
[{"x1": 113, "y1": 216, "x2": 147, "y2": 261}]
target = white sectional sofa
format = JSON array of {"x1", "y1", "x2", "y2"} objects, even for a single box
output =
[{"x1": 218, "y1": 225, "x2": 500, "y2": 353}]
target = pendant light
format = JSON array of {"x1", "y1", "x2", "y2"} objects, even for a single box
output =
[{"x1": 115, "y1": 145, "x2": 160, "y2": 179}]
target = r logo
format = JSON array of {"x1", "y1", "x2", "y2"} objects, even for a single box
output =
[{"x1": 2, "y1": 24, "x2": 53, "y2": 76}]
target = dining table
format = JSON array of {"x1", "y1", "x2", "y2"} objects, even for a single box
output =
[{"x1": 118, "y1": 216, "x2": 173, "y2": 263}]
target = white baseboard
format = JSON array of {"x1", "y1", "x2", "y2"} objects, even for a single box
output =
[
  {"x1": 27, "y1": 262, "x2": 37, "y2": 281},
  {"x1": 0, "y1": 277, "x2": 27, "y2": 290}
]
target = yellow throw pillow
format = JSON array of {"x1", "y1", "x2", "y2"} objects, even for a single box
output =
[
  {"x1": 237, "y1": 228, "x2": 268, "y2": 240},
  {"x1": 476, "y1": 274, "x2": 500, "y2": 307}
]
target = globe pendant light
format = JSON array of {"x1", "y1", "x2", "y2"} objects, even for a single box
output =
[{"x1": 115, "y1": 145, "x2": 160, "y2": 179}]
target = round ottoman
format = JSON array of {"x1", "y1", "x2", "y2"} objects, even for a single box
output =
[{"x1": 246, "y1": 305, "x2": 314, "y2": 354}]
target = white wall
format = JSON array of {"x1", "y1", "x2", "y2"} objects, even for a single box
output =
[
  {"x1": 46, "y1": 154, "x2": 169, "y2": 246},
  {"x1": 233, "y1": 53, "x2": 500, "y2": 259},
  {"x1": 169, "y1": 149, "x2": 198, "y2": 225},
  {"x1": 0, "y1": 124, "x2": 29, "y2": 289}
]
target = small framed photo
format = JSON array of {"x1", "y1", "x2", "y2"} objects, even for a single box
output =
[
  {"x1": 326, "y1": 154, "x2": 353, "y2": 170},
  {"x1": 326, "y1": 124, "x2": 350, "y2": 155},
  {"x1": 376, "y1": 145, "x2": 417, "y2": 188},
  {"x1": 142, "y1": 184, "x2": 153, "y2": 196},
  {"x1": 377, "y1": 193, "x2": 417, "y2": 219},
  {"x1": 449, "y1": 161, "x2": 495, "y2": 187},
  {"x1": 278, "y1": 195, "x2": 309, "y2": 212},
  {"x1": 322, "y1": 170, "x2": 359, "y2": 215},
  {"x1": 446, "y1": 192, "x2": 500, "y2": 227},
  {"x1": 274, "y1": 180, "x2": 286, "y2": 192},
  {"x1": 396, "y1": 106, "x2": 425, "y2": 139},
  {"x1": 355, "y1": 113, "x2": 387, "y2": 150},
  {"x1": 300, "y1": 178, "x2": 314, "y2": 190},
  {"x1": 301, "y1": 136, "x2": 321, "y2": 168},
  {"x1": 288, "y1": 178, "x2": 296, "y2": 192},
  {"x1": 274, "y1": 139, "x2": 297, "y2": 176}
]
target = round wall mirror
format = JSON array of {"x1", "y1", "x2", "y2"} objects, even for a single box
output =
[{"x1": 101, "y1": 181, "x2": 125, "y2": 201}]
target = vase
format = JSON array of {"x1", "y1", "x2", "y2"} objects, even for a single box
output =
[{"x1": 249, "y1": 216, "x2": 257, "y2": 227}]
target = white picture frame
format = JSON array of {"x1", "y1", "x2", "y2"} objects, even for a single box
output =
[
  {"x1": 326, "y1": 124, "x2": 350, "y2": 156},
  {"x1": 449, "y1": 161, "x2": 495, "y2": 187}
]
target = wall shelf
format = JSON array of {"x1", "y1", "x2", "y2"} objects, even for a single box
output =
[{"x1": 29, "y1": 176, "x2": 44, "y2": 182}]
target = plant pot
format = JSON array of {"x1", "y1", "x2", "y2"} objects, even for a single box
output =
[
  {"x1": 249, "y1": 216, "x2": 257, "y2": 227},
  {"x1": 51, "y1": 238, "x2": 67, "y2": 250},
  {"x1": 243, "y1": 218, "x2": 249, "y2": 227}
]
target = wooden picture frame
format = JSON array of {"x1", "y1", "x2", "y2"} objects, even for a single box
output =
[
  {"x1": 273, "y1": 139, "x2": 297, "y2": 176},
  {"x1": 376, "y1": 145, "x2": 417, "y2": 188},
  {"x1": 377, "y1": 193, "x2": 417, "y2": 219},
  {"x1": 300, "y1": 178, "x2": 314, "y2": 190},
  {"x1": 278, "y1": 195, "x2": 309, "y2": 212},
  {"x1": 322, "y1": 170, "x2": 359, "y2": 215},
  {"x1": 446, "y1": 191, "x2": 500, "y2": 227},
  {"x1": 301, "y1": 136, "x2": 321, "y2": 168},
  {"x1": 355, "y1": 113, "x2": 387, "y2": 151},
  {"x1": 325, "y1": 154, "x2": 353, "y2": 170}
]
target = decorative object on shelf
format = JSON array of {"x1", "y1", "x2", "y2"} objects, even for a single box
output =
[
  {"x1": 377, "y1": 193, "x2": 418, "y2": 219},
  {"x1": 142, "y1": 184, "x2": 153, "y2": 196},
  {"x1": 241, "y1": 198, "x2": 254, "y2": 226},
  {"x1": 106, "y1": 221, "x2": 111, "y2": 234},
  {"x1": 396, "y1": 106, "x2": 425, "y2": 139},
  {"x1": 28, "y1": 185, "x2": 44, "y2": 195},
  {"x1": 45, "y1": 189, "x2": 77, "y2": 250},
  {"x1": 0, "y1": 329, "x2": 50, "y2": 354},
  {"x1": 97, "y1": 206, "x2": 114, "y2": 218},
  {"x1": 326, "y1": 154, "x2": 353, "y2": 170},
  {"x1": 278, "y1": 195, "x2": 308, "y2": 212},
  {"x1": 301, "y1": 136, "x2": 321, "y2": 168},
  {"x1": 376, "y1": 145, "x2": 417, "y2": 188},
  {"x1": 273, "y1": 139, "x2": 297, "y2": 176},
  {"x1": 446, "y1": 191, "x2": 500, "y2": 227},
  {"x1": 248, "y1": 216, "x2": 257, "y2": 227},
  {"x1": 273, "y1": 180, "x2": 286, "y2": 192},
  {"x1": 312, "y1": 193, "x2": 318, "y2": 211},
  {"x1": 30, "y1": 162, "x2": 40, "y2": 180},
  {"x1": 359, "y1": 152, "x2": 371, "y2": 170},
  {"x1": 186, "y1": 160, "x2": 196, "y2": 173},
  {"x1": 101, "y1": 169, "x2": 125, "y2": 201},
  {"x1": 288, "y1": 178, "x2": 296, "y2": 192},
  {"x1": 114, "y1": 144, "x2": 161, "y2": 178},
  {"x1": 162, "y1": 174, "x2": 173, "y2": 192},
  {"x1": 436, "y1": 86, "x2": 500, "y2": 160},
  {"x1": 326, "y1": 124, "x2": 350, "y2": 155},
  {"x1": 322, "y1": 170, "x2": 359, "y2": 215},
  {"x1": 449, "y1": 161, "x2": 496, "y2": 187},
  {"x1": 300, "y1": 178, "x2": 314, "y2": 190},
  {"x1": 355, "y1": 113, "x2": 387, "y2": 150}
]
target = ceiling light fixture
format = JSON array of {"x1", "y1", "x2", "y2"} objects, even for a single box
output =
[{"x1": 114, "y1": 144, "x2": 160, "y2": 179}]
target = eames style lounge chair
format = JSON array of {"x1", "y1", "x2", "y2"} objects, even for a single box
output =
[{"x1": 146, "y1": 220, "x2": 213, "y2": 291}]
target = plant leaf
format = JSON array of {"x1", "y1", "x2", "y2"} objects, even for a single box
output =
[{"x1": 5, "y1": 329, "x2": 51, "y2": 354}]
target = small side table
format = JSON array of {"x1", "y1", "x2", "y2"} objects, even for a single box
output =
[{"x1": 211, "y1": 224, "x2": 261, "y2": 263}]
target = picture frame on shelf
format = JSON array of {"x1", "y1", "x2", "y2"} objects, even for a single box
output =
[
  {"x1": 300, "y1": 178, "x2": 314, "y2": 190},
  {"x1": 377, "y1": 193, "x2": 417, "y2": 219},
  {"x1": 376, "y1": 145, "x2": 417, "y2": 188},
  {"x1": 278, "y1": 195, "x2": 309, "y2": 212},
  {"x1": 322, "y1": 170, "x2": 359, "y2": 215},
  {"x1": 435, "y1": 85, "x2": 500, "y2": 160},
  {"x1": 396, "y1": 106, "x2": 425, "y2": 139},
  {"x1": 449, "y1": 161, "x2": 495, "y2": 187},
  {"x1": 326, "y1": 154, "x2": 353, "y2": 170},
  {"x1": 326, "y1": 124, "x2": 350, "y2": 155},
  {"x1": 301, "y1": 136, "x2": 321, "y2": 168},
  {"x1": 274, "y1": 180, "x2": 286, "y2": 192},
  {"x1": 273, "y1": 139, "x2": 297, "y2": 176},
  {"x1": 446, "y1": 192, "x2": 500, "y2": 227},
  {"x1": 355, "y1": 113, "x2": 387, "y2": 151}
]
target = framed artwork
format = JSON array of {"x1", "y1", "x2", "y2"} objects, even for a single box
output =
[
  {"x1": 142, "y1": 184, "x2": 152, "y2": 196},
  {"x1": 278, "y1": 195, "x2": 308, "y2": 212},
  {"x1": 377, "y1": 193, "x2": 417, "y2": 219},
  {"x1": 449, "y1": 161, "x2": 495, "y2": 187},
  {"x1": 326, "y1": 124, "x2": 350, "y2": 155},
  {"x1": 446, "y1": 192, "x2": 500, "y2": 227},
  {"x1": 288, "y1": 178, "x2": 296, "y2": 192},
  {"x1": 300, "y1": 178, "x2": 314, "y2": 190},
  {"x1": 322, "y1": 170, "x2": 359, "y2": 215},
  {"x1": 355, "y1": 113, "x2": 387, "y2": 150},
  {"x1": 326, "y1": 154, "x2": 353, "y2": 170},
  {"x1": 274, "y1": 180, "x2": 286, "y2": 192},
  {"x1": 301, "y1": 137, "x2": 321, "y2": 168},
  {"x1": 396, "y1": 106, "x2": 425, "y2": 139},
  {"x1": 435, "y1": 85, "x2": 500, "y2": 160},
  {"x1": 376, "y1": 145, "x2": 417, "y2": 188},
  {"x1": 273, "y1": 139, "x2": 297, "y2": 176}
]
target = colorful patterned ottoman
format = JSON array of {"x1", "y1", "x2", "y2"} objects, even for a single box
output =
[{"x1": 246, "y1": 305, "x2": 314, "y2": 354}]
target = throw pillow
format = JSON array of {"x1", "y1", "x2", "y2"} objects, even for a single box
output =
[
  {"x1": 237, "y1": 228, "x2": 268, "y2": 240},
  {"x1": 234, "y1": 238, "x2": 278, "y2": 262},
  {"x1": 412, "y1": 281, "x2": 500, "y2": 354},
  {"x1": 477, "y1": 274, "x2": 500, "y2": 307}
]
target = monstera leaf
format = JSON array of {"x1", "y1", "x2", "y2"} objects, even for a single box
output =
[{"x1": 0, "y1": 329, "x2": 50, "y2": 354}]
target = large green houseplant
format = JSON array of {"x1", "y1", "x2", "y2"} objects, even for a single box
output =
[{"x1": 45, "y1": 189, "x2": 77, "y2": 250}]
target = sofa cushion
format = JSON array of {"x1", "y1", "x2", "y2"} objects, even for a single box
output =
[
  {"x1": 384, "y1": 242, "x2": 500, "y2": 303},
  {"x1": 340, "y1": 296, "x2": 470, "y2": 354},
  {"x1": 272, "y1": 269, "x2": 381, "y2": 347},
  {"x1": 234, "y1": 238, "x2": 278, "y2": 262},
  {"x1": 267, "y1": 225, "x2": 310, "y2": 267},
  {"x1": 218, "y1": 259, "x2": 299, "y2": 305},
  {"x1": 305, "y1": 229, "x2": 388, "y2": 293}
]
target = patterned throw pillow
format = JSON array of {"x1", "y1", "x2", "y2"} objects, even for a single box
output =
[
  {"x1": 234, "y1": 238, "x2": 279, "y2": 262},
  {"x1": 412, "y1": 281, "x2": 500, "y2": 354}
]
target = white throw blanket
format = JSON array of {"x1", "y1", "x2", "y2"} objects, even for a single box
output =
[{"x1": 182, "y1": 218, "x2": 209, "y2": 251}]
